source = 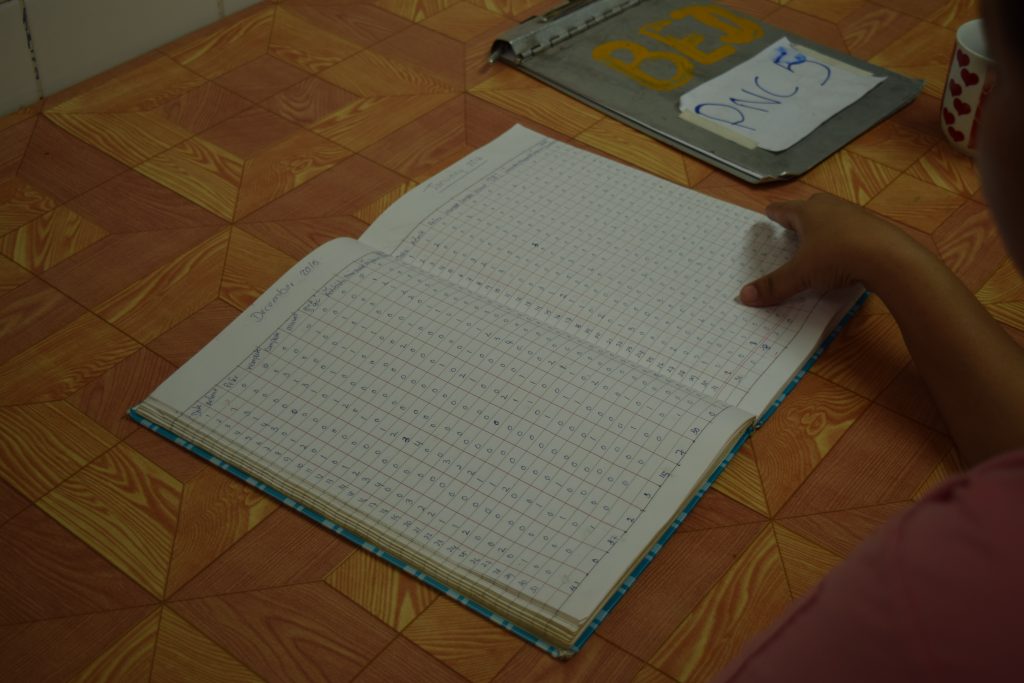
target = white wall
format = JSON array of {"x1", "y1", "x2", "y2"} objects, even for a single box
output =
[
  {"x1": 0, "y1": 0, "x2": 263, "y2": 116},
  {"x1": 0, "y1": 1, "x2": 39, "y2": 115}
]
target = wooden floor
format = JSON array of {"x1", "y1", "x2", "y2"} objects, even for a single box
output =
[{"x1": 1, "y1": 0, "x2": 1021, "y2": 680}]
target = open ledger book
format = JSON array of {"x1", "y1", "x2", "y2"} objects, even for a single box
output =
[{"x1": 133, "y1": 126, "x2": 862, "y2": 657}]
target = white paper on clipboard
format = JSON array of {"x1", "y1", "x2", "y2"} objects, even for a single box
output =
[{"x1": 679, "y1": 38, "x2": 885, "y2": 152}]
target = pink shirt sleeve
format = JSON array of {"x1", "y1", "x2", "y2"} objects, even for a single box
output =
[{"x1": 712, "y1": 451, "x2": 1024, "y2": 683}]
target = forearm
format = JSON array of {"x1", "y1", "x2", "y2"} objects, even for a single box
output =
[
  {"x1": 866, "y1": 248, "x2": 1024, "y2": 466},
  {"x1": 753, "y1": 193, "x2": 1024, "y2": 464}
]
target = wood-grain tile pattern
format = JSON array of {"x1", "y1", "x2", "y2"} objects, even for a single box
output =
[{"x1": 2, "y1": 0, "x2": 1013, "y2": 680}]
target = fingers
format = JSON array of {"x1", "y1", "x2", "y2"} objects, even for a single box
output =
[
  {"x1": 739, "y1": 260, "x2": 807, "y2": 307},
  {"x1": 750, "y1": 194, "x2": 839, "y2": 306},
  {"x1": 766, "y1": 193, "x2": 837, "y2": 232},
  {"x1": 764, "y1": 200, "x2": 805, "y2": 231}
]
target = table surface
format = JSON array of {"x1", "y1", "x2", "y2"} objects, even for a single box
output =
[{"x1": 2, "y1": 0, "x2": 1019, "y2": 681}]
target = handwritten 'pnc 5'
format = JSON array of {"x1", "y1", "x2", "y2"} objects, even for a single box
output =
[{"x1": 678, "y1": 37, "x2": 885, "y2": 153}]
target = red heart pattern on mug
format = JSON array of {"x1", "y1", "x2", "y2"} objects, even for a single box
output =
[{"x1": 945, "y1": 43, "x2": 989, "y2": 151}]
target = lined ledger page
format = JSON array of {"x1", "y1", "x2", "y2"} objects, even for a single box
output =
[
  {"x1": 362, "y1": 126, "x2": 861, "y2": 417},
  {"x1": 139, "y1": 240, "x2": 751, "y2": 634}
]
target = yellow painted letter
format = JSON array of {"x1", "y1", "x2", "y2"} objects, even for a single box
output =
[
  {"x1": 592, "y1": 40, "x2": 693, "y2": 91},
  {"x1": 666, "y1": 5, "x2": 763, "y2": 63},
  {"x1": 669, "y1": 6, "x2": 763, "y2": 45},
  {"x1": 639, "y1": 19, "x2": 734, "y2": 65}
]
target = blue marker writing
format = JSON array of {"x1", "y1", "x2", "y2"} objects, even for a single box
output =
[{"x1": 773, "y1": 44, "x2": 831, "y2": 85}]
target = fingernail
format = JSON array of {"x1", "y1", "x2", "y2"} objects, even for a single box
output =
[{"x1": 740, "y1": 284, "x2": 759, "y2": 305}]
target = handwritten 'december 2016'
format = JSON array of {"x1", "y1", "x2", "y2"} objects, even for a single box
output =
[{"x1": 679, "y1": 37, "x2": 885, "y2": 152}]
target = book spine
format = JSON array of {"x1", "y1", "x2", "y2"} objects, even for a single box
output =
[{"x1": 489, "y1": 0, "x2": 644, "y2": 63}]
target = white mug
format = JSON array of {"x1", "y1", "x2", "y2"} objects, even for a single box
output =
[{"x1": 941, "y1": 18, "x2": 994, "y2": 156}]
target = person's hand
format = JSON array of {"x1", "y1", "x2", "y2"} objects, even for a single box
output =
[{"x1": 739, "y1": 193, "x2": 930, "y2": 307}]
